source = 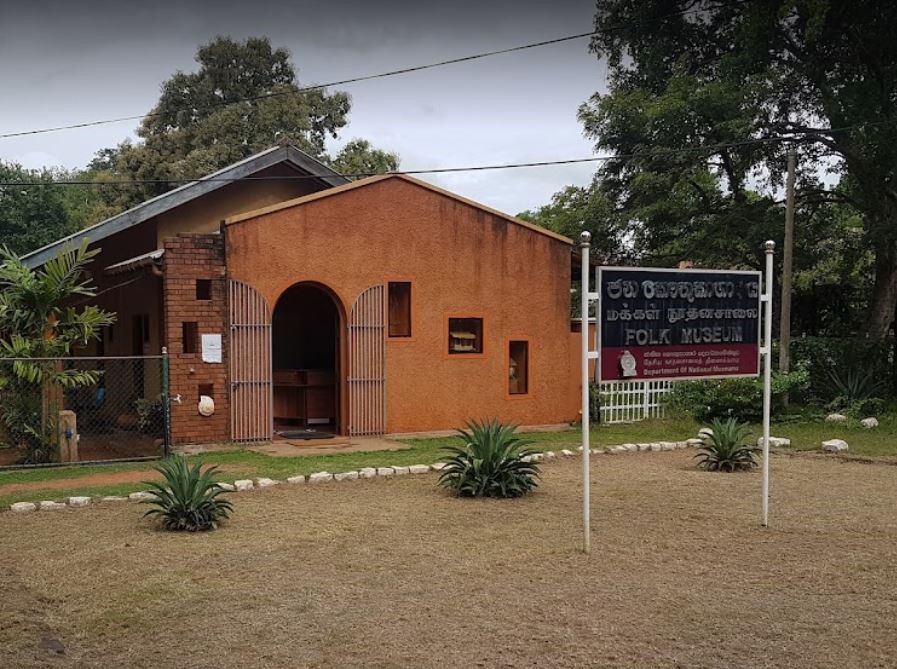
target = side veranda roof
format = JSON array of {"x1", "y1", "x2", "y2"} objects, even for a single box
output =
[
  {"x1": 222, "y1": 173, "x2": 573, "y2": 246},
  {"x1": 21, "y1": 143, "x2": 349, "y2": 268}
]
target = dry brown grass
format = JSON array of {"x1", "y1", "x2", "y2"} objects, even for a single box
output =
[{"x1": 2, "y1": 451, "x2": 896, "y2": 668}]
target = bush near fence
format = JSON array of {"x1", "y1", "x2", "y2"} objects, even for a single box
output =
[{"x1": 0, "y1": 357, "x2": 168, "y2": 467}]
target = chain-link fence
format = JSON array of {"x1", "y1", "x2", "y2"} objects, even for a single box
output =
[{"x1": 0, "y1": 356, "x2": 170, "y2": 467}]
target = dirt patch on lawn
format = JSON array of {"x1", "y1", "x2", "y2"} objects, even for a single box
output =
[{"x1": 1, "y1": 452, "x2": 896, "y2": 668}]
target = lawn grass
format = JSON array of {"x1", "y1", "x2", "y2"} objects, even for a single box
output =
[
  {"x1": 3, "y1": 452, "x2": 896, "y2": 667},
  {"x1": 1, "y1": 412, "x2": 894, "y2": 507}
]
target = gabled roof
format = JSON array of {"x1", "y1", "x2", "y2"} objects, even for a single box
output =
[
  {"x1": 22, "y1": 143, "x2": 349, "y2": 269},
  {"x1": 223, "y1": 173, "x2": 574, "y2": 246}
]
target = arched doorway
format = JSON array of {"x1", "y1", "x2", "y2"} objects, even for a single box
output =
[{"x1": 272, "y1": 282, "x2": 343, "y2": 438}]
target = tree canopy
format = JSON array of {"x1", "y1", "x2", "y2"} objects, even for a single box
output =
[
  {"x1": 88, "y1": 36, "x2": 399, "y2": 212},
  {"x1": 0, "y1": 163, "x2": 81, "y2": 256},
  {"x1": 527, "y1": 0, "x2": 896, "y2": 336}
]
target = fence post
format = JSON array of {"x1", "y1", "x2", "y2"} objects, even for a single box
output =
[{"x1": 162, "y1": 347, "x2": 172, "y2": 457}]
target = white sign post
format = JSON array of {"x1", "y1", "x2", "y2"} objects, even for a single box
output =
[
  {"x1": 581, "y1": 236, "x2": 777, "y2": 549},
  {"x1": 579, "y1": 231, "x2": 599, "y2": 554},
  {"x1": 761, "y1": 240, "x2": 775, "y2": 527}
]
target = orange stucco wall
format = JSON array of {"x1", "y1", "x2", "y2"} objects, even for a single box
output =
[{"x1": 225, "y1": 177, "x2": 581, "y2": 433}]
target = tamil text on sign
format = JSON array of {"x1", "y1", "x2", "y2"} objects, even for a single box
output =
[{"x1": 597, "y1": 267, "x2": 761, "y2": 382}]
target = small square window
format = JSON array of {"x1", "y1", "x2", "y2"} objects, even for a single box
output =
[
  {"x1": 182, "y1": 321, "x2": 198, "y2": 354},
  {"x1": 448, "y1": 318, "x2": 483, "y2": 355},
  {"x1": 388, "y1": 282, "x2": 412, "y2": 337},
  {"x1": 509, "y1": 340, "x2": 529, "y2": 395},
  {"x1": 196, "y1": 279, "x2": 212, "y2": 300},
  {"x1": 198, "y1": 383, "x2": 214, "y2": 399}
]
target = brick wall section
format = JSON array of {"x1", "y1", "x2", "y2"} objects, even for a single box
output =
[{"x1": 163, "y1": 233, "x2": 229, "y2": 444}]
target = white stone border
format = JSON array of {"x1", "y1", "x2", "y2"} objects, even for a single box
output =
[{"x1": 6, "y1": 439, "x2": 704, "y2": 514}]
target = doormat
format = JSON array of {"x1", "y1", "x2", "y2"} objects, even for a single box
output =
[{"x1": 277, "y1": 429, "x2": 335, "y2": 440}]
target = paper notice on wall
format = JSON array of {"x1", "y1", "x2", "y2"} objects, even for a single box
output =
[{"x1": 201, "y1": 334, "x2": 222, "y2": 363}]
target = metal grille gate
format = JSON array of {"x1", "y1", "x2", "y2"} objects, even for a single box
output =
[
  {"x1": 229, "y1": 280, "x2": 273, "y2": 441},
  {"x1": 348, "y1": 284, "x2": 386, "y2": 435}
]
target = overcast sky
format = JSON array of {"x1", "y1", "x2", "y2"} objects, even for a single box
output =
[{"x1": 0, "y1": 0, "x2": 603, "y2": 215}]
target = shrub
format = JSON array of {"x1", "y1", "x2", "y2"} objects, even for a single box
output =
[
  {"x1": 668, "y1": 369, "x2": 808, "y2": 423},
  {"x1": 135, "y1": 395, "x2": 165, "y2": 436},
  {"x1": 694, "y1": 418, "x2": 758, "y2": 472},
  {"x1": 789, "y1": 336, "x2": 893, "y2": 403},
  {"x1": 438, "y1": 419, "x2": 540, "y2": 498},
  {"x1": 142, "y1": 456, "x2": 232, "y2": 531},
  {"x1": 826, "y1": 367, "x2": 886, "y2": 416}
]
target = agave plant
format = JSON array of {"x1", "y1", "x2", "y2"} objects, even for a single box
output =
[
  {"x1": 438, "y1": 419, "x2": 540, "y2": 498},
  {"x1": 827, "y1": 367, "x2": 885, "y2": 406},
  {"x1": 142, "y1": 456, "x2": 233, "y2": 531},
  {"x1": 694, "y1": 418, "x2": 758, "y2": 472}
]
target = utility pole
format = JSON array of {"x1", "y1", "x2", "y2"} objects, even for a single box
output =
[{"x1": 779, "y1": 151, "x2": 796, "y2": 383}]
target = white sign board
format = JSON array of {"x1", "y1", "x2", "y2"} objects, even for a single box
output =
[{"x1": 201, "y1": 334, "x2": 222, "y2": 363}]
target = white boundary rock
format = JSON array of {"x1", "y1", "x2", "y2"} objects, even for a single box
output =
[
  {"x1": 687, "y1": 438, "x2": 704, "y2": 447},
  {"x1": 757, "y1": 437, "x2": 790, "y2": 448},
  {"x1": 860, "y1": 417, "x2": 879, "y2": 429},
  {"x1": 825, "y1": 413, "x2": 848, "y2": 424},
  {"x1": 4, "y1": 433, "x2": 709, "y2": 516},
  {"x1": 11, "y1": 502, "x2": 36, "y2": 513},
  {"x1": 822, "y1": 439, "x2": 849, "y2": 453},
  {"x1": 39, "y1": 501, "x2": 66, "y2": 511}
]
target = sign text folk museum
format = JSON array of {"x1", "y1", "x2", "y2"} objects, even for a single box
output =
[{"x1": 597, "y1": 267, "x2": 762, "y2": 382}]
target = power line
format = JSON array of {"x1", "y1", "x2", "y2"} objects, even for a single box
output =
[
  {"x1": 0, "y1": 4, "x2": 736, "y2": 141},
  {"x1": 0, "y1": 134, "x2": 829, "y2": 188},
  {"x1": 2, "y1": 115, "x2": 885, "y2": 188}
]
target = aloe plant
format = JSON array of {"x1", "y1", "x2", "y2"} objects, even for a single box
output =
[
  {"x1": 694, "y1": 418, "x2": 758, "y2": 472},
  {"x1": 438, "y1": 419, "x2": 540, "y2": 498},
  {"x1": 142, "y1": 456, "x2": 233, "y2": 531}
]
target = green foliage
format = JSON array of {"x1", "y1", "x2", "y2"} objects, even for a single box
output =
[
  {"x1": 0, "y1": 243, "x2": 114, "y2": 463},
  {"x1": 0, "y1": 383, "x2": 55, "y2": 464},
  {"x1": 135, "y1": 395, "x2": 165, "y2": 436},
  {"x1": 437, "y1": 419, "x2": 540, "y2": 498},
  {"x1": 694, "y1": 419, "x2": 758, "y2": 472},
  {"x1": 0, "y1": 163, "x2": 79, "y2": 255},
  {"x1": 826, "y1": 367, "x2": 886, "y2": 416},
  {"x1": 790, "y1": 336, "x2": 893, "y2": 403},
  {"x1": 328, "y1": 139, "x2": 399, "y2": 178},
  {"x1": 142, "y1": 457, "x2": 233, "y2": 532},
  {"x1": 577, "y1": 0, "x2": 897, "y2": 335},
  {"x1": 669, "y1": 370, "x2": 808, "y2": 423},
  {"x1": 518, "y1": 184, "x2": 625, "y2": 261},
  {"x1": 89, "y1": 36, "x2": 397, "y2": 212}
]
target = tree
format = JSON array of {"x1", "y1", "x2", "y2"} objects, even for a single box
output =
[
  {"x1": 0, "y1": 242, "x2": 115, "y2": 462},
  {"x1": 518, "y1": 183, "x2": 624, "y2": 261},
  {"x1": 328, "y1": 139, "x2": 399, "y2": 178},
  {"x1": 0, "y1": 163, "x2": 77, "y2": 255},
  {"x1": 94, "y1": 36, "x2": 397, "y2": 208},
  {"x1": 579, "y1": 0, "x2": 897, "y2": 336}
]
